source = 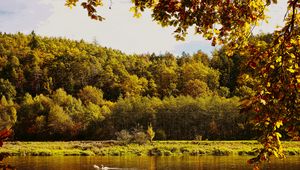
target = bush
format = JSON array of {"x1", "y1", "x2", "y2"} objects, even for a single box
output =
[
  {"x1": 116, "y1": 128, "x2": 148, "y2": 145},
  {"x1": 132, "y1": 131, "x2": 148, "y2": 145},
  {"x1": 115, "y1": 130, "x2": 133, "y2": 144},
  {"x1": 195, "y1": 135, "x2": 203, "y2": 141}
]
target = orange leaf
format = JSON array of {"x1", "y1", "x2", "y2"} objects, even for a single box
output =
[{"x1": 0, "y1": 128, "x2": 12, "y2": 140}]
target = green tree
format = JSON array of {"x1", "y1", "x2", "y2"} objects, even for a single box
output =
[
  {"x1": 0, "y1": 79, "x2": 16, "y2": 99},
  {"x1": 180, "y1": 61, "x2": 220, "y2": 92},
  {"x1": 149, "y1": 54, "x2": 178, "y2": 98},
  {"x1": 0, "y1": 95, "x2": 17, "y2": 148},
  {"x1": 15, "y1": 93, "x2": 52, "y2": 140},
  {"x1": 48, "y1": 104, "x2": 75, "y2": 138},
  {"x1": 0, "y1": 96, "x2": 17, "y2": 128},
  {"x1": 210, "y1": 49, "x2": 241, "y2": 93},
  {"x1": 192, "y1": 51, "x2": 210, "y2": 66},
  {"x1": 28, "y1": 31, "x2": 40, "y2": 50}
]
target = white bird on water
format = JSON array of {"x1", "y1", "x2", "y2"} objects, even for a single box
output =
[
  {"x1": 93, "y1": 164, "x2": 100, "y2": 170},
  {"x1": 93, "y1": 164, "x2": 120, "y2": 170}
]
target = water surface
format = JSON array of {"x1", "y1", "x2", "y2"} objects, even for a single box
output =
[{"x1": 3, "y1": 156, "x2": 300, "y2": 170}]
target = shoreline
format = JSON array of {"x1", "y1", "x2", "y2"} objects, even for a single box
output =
[{"x1": 1, "y1": 141, "x2": 299, "y2": 157}]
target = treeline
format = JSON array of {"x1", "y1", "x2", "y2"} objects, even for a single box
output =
[{"x1": 0, "y1": 32, "x2": 257, "y2": 141}]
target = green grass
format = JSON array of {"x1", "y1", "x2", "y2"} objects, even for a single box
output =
[{"x1": 1, "y1": 141, "x2": 299, "y2": 157}]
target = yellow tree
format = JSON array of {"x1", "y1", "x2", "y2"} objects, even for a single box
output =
[{"x1": 147, "y1": 123, "x2": 155, "y2": 142}]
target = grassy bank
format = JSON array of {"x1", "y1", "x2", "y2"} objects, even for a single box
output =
[{"x1": 1, "y1": 141, "x2": 299, "y2": 157}]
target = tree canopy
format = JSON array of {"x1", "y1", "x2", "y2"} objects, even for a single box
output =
[{"x1": 0, "y1": 32, "x2": 257, "y2": 142}]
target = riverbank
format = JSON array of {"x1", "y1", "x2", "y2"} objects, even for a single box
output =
[{"x1": 1, "y1": 141, "x2": 299, "y2": 156}]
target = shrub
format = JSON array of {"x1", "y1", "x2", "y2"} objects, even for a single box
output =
[
  {"x1": 132, "y1": 131, "x2": 148, "y2": 145},
  {"x1": 195, "y1": 135, "x2": 203, "y2": 141},
  {"x1": 115, "y1": 130, "x2": 132, "y2": 145},
  {"x1": 147, "y1": 123, "x2": 155, "y2": 142}
]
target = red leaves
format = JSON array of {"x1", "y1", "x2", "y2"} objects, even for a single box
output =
[
  {"x1": 0, "y1": 128, "x2": 13, "y2": 147},
  {"x1": 249, "y1": 61, "x2": 257, "y2": 69},
  {"x1": 0, "y1": 128, "x2": 12, "y2": 139}
]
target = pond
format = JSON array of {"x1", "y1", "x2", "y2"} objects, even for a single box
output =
[{"x1": 3, "y1": 156, "x2": 300, "y2": 170}]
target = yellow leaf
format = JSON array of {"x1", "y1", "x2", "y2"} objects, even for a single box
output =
[
  {"x1": 275, "y1": 132, "x2": 282, "y2": 138},
  {"x1": 275, "y1": 120, "x2": 283, "y2": 128},
  {"x1": 287, "y1": 68, "x2": 295, "y2": 73},
  {"x1": 296, "y1": 75, "x2": 300, "y2": 83},
  {"x1": 290, "y1": 53, "x2": 296, "y2": 59},
  {"x1": 129, "y1": 6, "x2": 142, "y2": 18},
  {"x1": 244, "y1": 74, "x2": 249, "y2": 80},
  {"x1": 260, "y1": 99, "x2": 266, "y2": 105},
  {"x1": 276, "y1": 56, "x2": 282, "y2": 63},
  {"x1": 214, "y1": 29, "x2": 220, "y2": 34}
]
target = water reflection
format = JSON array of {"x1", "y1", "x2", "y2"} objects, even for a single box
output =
[
  {"x1": 3, "y1": 156, "x2": 300, "y2": 170},
  {"x1": 0, "y1": 153, "x2": 16, "y2": 170}
]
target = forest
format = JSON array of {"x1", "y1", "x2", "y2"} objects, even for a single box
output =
[{"x1": 0, "y1": 31, "x2": 269, "y2": 141}]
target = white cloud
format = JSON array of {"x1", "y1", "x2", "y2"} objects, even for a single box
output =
[
  {"x1": 1, "y1": 0, "x2": 289, "y2": 55},
  {"x1": 37, "y1": 1, "x2": 181, "y2": 55}
]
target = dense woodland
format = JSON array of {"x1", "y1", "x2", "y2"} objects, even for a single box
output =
[{"x1": 0, "y1": 32, "x2": 262, "y2": 141}]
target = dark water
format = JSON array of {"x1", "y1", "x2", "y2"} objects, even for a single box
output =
[{"x1": 3, "y1": 156, "x2": 300, "y2": 170}]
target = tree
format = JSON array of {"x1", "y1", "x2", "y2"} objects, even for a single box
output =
[
  {"x1": 121, "y1": 75, "x2": 148, "y2": 97},
  {"x1": 48, "y1": 104, "x2": 75, "y2": 138},
  {"x1": 182, "y1": 79, "x2": 211, "y2": 97},
  {"x1": 180, "y1": 61, "x2": 220, "y2": 92},
  {"x1": 210, "y1": 49, "x2": 241, "y2": 93},
  {"x1": 0, "y1": 96, "x2": 17, "y2": 146},
  {"x1": 0, "y1": 79, "x2": 17, "y2": 99},
  {"x1": 0, "y1": 96, "x2": 17, "y2": 126},
  {"x1": 149, "y1": 54, "x2": 179, "y2": 98},
  {"x1": 243, "y1": 9, "x2": 300, "y2": 165},
  {"x1": 78, "y1": 86, "x2": 105, "y2": 106},
  {"x1": 66, "y1": 0, "x2": 299, "y2": 166},
  {"x1": 28, "y1": 31, "x2": 40, "y2": 50},
  {"x1": 147, "y1": 123, "x2": 155, "y2": 142}
]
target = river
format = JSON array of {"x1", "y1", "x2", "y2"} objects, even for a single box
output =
[{"x1": 3, "y1": 156, "x2": 300, "y2": 170}]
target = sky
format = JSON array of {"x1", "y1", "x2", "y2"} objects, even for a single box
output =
[{"x1": 0, "y1": 0, "x2": 288, "y2": 56}]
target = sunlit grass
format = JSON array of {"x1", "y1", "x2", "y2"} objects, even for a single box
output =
[{"x1": 1, "y1": 141, "x2": 299, "y2": 156}]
